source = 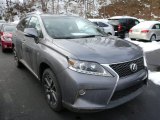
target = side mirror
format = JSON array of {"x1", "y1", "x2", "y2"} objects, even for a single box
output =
[{"x1": 24, "y1": 28, "x2": 39, "y2": 43}]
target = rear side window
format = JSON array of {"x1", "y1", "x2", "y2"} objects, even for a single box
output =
[
  {"x1": 92, "y1": 22, "x2": 98, "y2": 26},
  {"x1": 17, "y1": 17, "x2": 30, "y2": 32},
  {"x1": 98, "y1": 22, "x2": 108, "y2": 27},
  {"x1": 152, "y1": 24, "x2": 160, "y2": 29},
  {"x1": 128, "y1": 19, "x2": 139, "y2": 26}
]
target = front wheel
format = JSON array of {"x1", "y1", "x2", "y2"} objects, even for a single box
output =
[
  {"x1": 1, "y1": 46, "x2": 5, "y2": 53},
  {"x1": 42, "y1": 68, "x2": 62, "y2": 112}
]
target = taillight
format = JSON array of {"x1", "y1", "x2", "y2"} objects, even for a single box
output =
[
  {"x1": 141, "y1": 30, "x2": 149, "y2": 33},
  {"x1": 129, "y1": 29, "x2": 133, "y2": 33},
  {"x1": 118, "y1": 25, "x2": 122, "y2": 31}
]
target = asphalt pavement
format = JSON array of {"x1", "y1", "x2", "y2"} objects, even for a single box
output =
[{"x1": 0, "y1": 49, "x2": 160, "y2": 120}]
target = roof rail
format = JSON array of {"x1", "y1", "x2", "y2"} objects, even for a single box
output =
[{"x1": 26, "y1": 11, "x2": 43, "y2": 16}]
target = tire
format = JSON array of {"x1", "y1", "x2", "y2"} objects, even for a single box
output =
[
  {"x1": 119, "y1": 34, "x2": 125, "y2": 39},
  {"x1": 2, "y1": 47, "x2": 5, "y2": 53},
  {"x1": 150, "y1": 35, "x2": 156, "y2": 42},
  {"x1": 42, "y1": 68, "x2": 62, "y2": 112},
  {"x1": 107, "y1": 33, "x2": 112, "y2": 36},
  {"x1": 13, "y1": 47, "x2": 23, "y2": 68}
]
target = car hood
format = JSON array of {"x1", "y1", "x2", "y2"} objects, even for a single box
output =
[{"x1": 53, "y1": 36, "x2": 143, "y2": 64}]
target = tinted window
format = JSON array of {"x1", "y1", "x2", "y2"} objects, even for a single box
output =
[
  {"x1": 152, "y1": 24, "x2": 160, "y2": 29},
  {"x1": 98, "y1": 22, "x2": 108, "y2": 27},
  {"x1": 92, "y1": 22, "x2": 98, "y2": 26},
  {"x1": 128, "y1": 19, "x2": 139, "y2": 26},
  {"x1": 17, "y1": 17, "x2": 30, "y2": 32},
  {"x1": 28, "y1": 17, "x2": 43, "y2": 38},
  {"x1": 119, "y1": 19, "x2": 127, "y2": 24}
]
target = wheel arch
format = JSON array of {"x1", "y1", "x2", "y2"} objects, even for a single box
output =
[
  {"x1": 107, "y1": 32, "x2": 112, "y2": 35},
  {"x1": 150, "y1": 34, "x2": 156, "y2": 41}
]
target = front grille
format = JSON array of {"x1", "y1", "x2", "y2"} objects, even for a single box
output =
[
  {"x1": 110, "y1": 57, "x2": 144, "y2": 78},
  {"x1": 111, "y1": 81, "x2": 144, "y2": 101}
]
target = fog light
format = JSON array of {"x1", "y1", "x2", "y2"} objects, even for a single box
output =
[{"x1": 79, "y1": 89, "x2": 86, "y2": 96}]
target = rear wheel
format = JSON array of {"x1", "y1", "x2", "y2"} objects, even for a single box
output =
[
  {"x1": 42, "y1": 68, "x2": 62, "y2": 112},
  {"x1": 13, "y1": 47, "x2": 23, "y2": 68},
  {"x1": 150, "y1": 35, "x2": 156, "y2": 42},
  {"x1": 1, "y1": 46, "x2": 5, "y2": 53},
  {"x1": 107, "y1": 33, "x2": 112, "y2": 36}
]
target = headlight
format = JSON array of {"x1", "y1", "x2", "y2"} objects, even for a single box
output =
[
  {"x1": 68, "y1": 59, "x2": 112, "y2": 77},
  {"x1": 3, "y1": 36, "x2": 12, "y2": 41}
]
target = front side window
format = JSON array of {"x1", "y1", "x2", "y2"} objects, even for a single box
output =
[
  {"x1": 152, "y1": 24, "x2": 160, "y2": 29},
  {"x1": 17, "y1": 17, "x2": 30, "y2": 32},
  {"x1": 41, "y1": 16, "x2": 106, "y2": 39},
  {"x1": 28, "y1": 17, "x2": 43, "y2": 38}
]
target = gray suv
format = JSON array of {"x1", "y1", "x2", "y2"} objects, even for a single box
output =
[{"x1": 13, "y1": 13, "x2": 148, "y2": 112}]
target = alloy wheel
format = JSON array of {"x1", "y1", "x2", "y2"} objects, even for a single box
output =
[
  {"x1": 43, "y1": 72, "x2": 58, "y2": 107},
  {"x1": 150, "y1": 35, "x2": 156, "y2": 41}
]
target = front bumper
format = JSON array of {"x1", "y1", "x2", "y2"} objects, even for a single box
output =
[
  {"x1": 2, "y1": 41, "x2": 13, "y2": 49},
  {"x1": 57, "y1": 66, "x2": 148, "y2": 112}
]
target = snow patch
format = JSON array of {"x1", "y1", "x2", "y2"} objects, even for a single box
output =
[
  {"x1": 149, "y1": 71, "x2": 160, "y2": 86},
  {"x1": 144, "y1": 4, "x2": 150, "y2": 8},
  {"x1": 151, "y1": 13, "x2": 160, "y2": 19},
  {"x1": 126, "y1": 38, "x2": 160, "y2": 53}
]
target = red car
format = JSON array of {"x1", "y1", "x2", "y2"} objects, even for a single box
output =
[{"x1": 0, "y1": 24, "x2": 16, "y2": 52}]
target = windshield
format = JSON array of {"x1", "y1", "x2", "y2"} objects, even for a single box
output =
[
  {"x1": 4, "y1": 25, "x2": 16, "y2": 32},
  {"x1": 41, "y1": 16, "x2": 106, "y2": 39}
]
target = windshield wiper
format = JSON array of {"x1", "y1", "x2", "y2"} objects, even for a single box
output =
[
  {"x1": 79, "y1": 35, "x2": 106, "y2": 38},
  {"x1": 54, "y1": 35, "x2": 107, "y2": 39},
  {"x1": 54, "y1": 36, "x2": 76, "y2": 39}
]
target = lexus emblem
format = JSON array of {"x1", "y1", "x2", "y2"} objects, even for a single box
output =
[{"x1": 130, "y1": 63, "x2": 138, "y2": 72}]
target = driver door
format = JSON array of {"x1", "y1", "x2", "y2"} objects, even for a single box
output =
[{"x1": 22, "y1": 16, "x2": 43, "y2": 73}]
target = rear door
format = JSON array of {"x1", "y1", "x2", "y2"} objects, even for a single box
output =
[{"x1": 14, "y1": 17, "x2": 30, "y2": 60}]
